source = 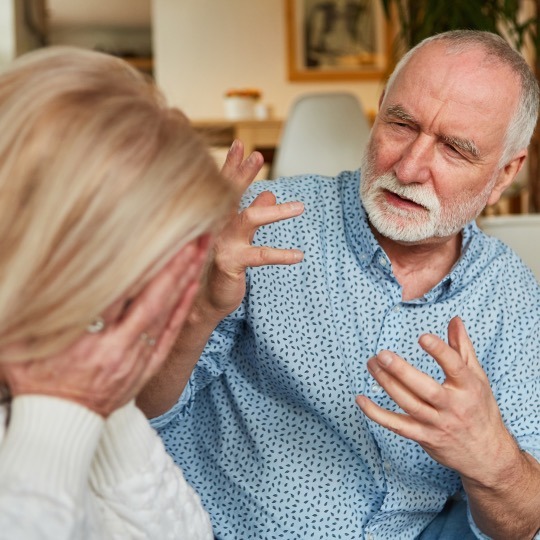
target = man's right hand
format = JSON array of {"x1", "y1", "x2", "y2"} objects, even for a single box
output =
[
  {"x1": 196, "y1": 140, "x2": 305, "y2": 323},
  {"x1": 137, "y1": 140, "x2": 304, "y2": 418}
]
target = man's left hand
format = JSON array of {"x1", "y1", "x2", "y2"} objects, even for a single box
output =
[{"x1": 356, "y1": 316, "x2": 520, "y2": 486}]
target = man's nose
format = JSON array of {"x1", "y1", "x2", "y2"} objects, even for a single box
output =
[{"x1": 394, "y1": 133, "x2": 433, "y2": 184}]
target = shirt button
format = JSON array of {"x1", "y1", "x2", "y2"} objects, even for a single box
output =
[
  {"x1": 379, "y1": 257, "x2": 387, "y2": 266},
  {"x1": 384, "y1": 460, "x2": 391, "y2": 473},
  {"x1": 393, "y1": 305, "x2": 400, "y2": 312},
  {"x1": 371, "y1": 382, "x2": 382, "y2": 393},
  {"x1": 367, "y1": 533, "x2": 375, "y2": 540}
]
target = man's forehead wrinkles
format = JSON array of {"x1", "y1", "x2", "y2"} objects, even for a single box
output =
[{"x1": 384, "y1": 102, "x2": 480, "y2": 158}]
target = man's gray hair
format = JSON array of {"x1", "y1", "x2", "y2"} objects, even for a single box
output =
[{"x1": 385, "y1": 30, "x2": 539, "y2": 166}]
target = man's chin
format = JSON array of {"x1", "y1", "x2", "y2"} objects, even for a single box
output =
[
  {"x1": 366, "y1": 207, "x2": 436, "y2": 243},
  {"x1": 370, "y1": 213, "x2": 469, "y2": 245},
  {"x1": 376, "y1": 225, "x2": 435, "y2": 244}
]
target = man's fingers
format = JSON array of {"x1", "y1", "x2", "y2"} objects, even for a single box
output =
[
  {"x1": 418, "y1": 332, "x2": 470, "y2": 383},
  {"x1": 367, "y1": 351, "x2": 444, "y2": 410},
  {"x1": 356, "y1": 395, "x2": 422, "y2": 440},
  {"x1": 249, "y1": 190, "x2": 277, "y2": 208},
  {"x1": 238, "y1": 199, "x2": 304, "y2": 233},
  {"x1": 221, "y1": 140, "x2": 265, "y2": 191},
  {"x1": 447, "y1": 316, "x2": 483, "y2": 373},
  {"x1": 220, "y1": 140, "x2": 244, "y2": 181},
  {"x1": 242, "y1": 246, "x2": 304, "y2": 268}
]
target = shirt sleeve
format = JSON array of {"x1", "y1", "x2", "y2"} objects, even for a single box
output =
[
  {"x1": 89, "y1": 401, "x2": 213, "y2": 540},
  {"x1": 494, "y1": 319, "x2": 540, "y2": 461},
  {"x1": 0, "y1": 395, "x2": 103, "y2": 539},
  {"x1": 466, "y1": 319, "x2": 540, "y2": 538},
  {"x1": 151, "y1": 297, "x2": 248, "y2": 429}
]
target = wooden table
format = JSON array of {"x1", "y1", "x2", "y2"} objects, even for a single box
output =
[{"x1": 190, "y1": 119, "x2": 284, "y2": 158}]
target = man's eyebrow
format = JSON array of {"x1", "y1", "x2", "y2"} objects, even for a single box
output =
[
  {"x1": 384, "y1": 104, "x2": 416, "y2": 123},
  {"x1": 385, "y1": 104, "x2": 480, "y2": 159},
  {"x1": 440, "y1": 134, "x2": 480, "y2": 158}
]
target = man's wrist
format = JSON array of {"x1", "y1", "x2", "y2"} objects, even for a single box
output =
[
  {"x1": 462, "y1": 431, "x2": 525, "y2": 492},
  {"x1": 188, "y1": 296, "x2": 228, "y2": 331}
]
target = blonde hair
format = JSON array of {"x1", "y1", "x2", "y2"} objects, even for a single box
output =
[{"x1": 0, "y1": 46, "x2": 235, "y2": 361}]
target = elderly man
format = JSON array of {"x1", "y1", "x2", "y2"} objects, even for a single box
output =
[{"x1": 139, "y1": 31, "x2": 540, "y2": 539}]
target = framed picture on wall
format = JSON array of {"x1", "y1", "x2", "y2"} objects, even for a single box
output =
[{"x1": 285, "y1": 0, "x2": 392, "y2": 81}]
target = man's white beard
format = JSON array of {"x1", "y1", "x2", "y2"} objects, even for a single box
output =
[{"x1": 359, "y1": 150, "x2": 496, "y2": 243}]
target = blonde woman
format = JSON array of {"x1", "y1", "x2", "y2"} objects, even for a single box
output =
[{"x1": 0, "y1": 46, "x2": 256, "y2": 539}]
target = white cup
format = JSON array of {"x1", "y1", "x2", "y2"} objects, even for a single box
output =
[
  {"x1": 223, "y1": 97, "x2": 256, "y2": 120},
  {"x1": 254, "y1": 102, "x2": 271, "y2": 120}
]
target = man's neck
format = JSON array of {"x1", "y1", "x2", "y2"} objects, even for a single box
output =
[{"x1": 373, "y1": 228, "x2": 463, "y2": 301}]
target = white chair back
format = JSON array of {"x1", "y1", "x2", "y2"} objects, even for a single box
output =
[
  {"x1": 271, "y1": 92, "x2": 371, "y2": 179},
  {"x1": 479, "y1": 214, "x2": 540, "y2": 281}
]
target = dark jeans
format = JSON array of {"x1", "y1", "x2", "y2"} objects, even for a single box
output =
[{"x1": 419, "y1": 498, "x2": 477, "y2": 539}]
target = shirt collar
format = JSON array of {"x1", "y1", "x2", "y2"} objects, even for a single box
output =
[
  {"x1": 342, "y1": 170, "x2": 381, "y2": 270},
  {"x1": 342, "y1": 171, "x2": 484, "y2": 302}
]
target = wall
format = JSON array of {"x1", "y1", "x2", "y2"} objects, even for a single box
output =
[
  {"x1": 0, "y1": 1, "x2": 16, "y2": 69},
  {"x1": 0, "y1": 0, "x2": 44, "y2": 70},
  {"x1": 152, "y1": 0, "x2": 386, "y2": 120}
]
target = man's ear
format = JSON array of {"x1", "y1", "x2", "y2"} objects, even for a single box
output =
[
  {"x1": 378, "y1": 89, "x2": 386, "y2": 110},
  {"x1": 486, "y1": 150, "x2": 527, "y2": 206}
]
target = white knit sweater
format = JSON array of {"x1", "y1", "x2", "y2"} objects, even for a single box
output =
[{"x1": 0, "y1": 394, "x2": 213, "y2": 539}]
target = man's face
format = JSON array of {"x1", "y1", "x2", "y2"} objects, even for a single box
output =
[
  {"x1": 360, "y1": 149, "x2": 498, "y2": 243},
  {"x1": 361, "y1": 42, "x2": 521, "y2": 244}
]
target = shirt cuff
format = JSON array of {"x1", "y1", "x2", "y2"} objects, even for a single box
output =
[
  {"x1": 149, "y1": 381, "x2": 192, "y2": 430},
  {"x1": 0, "y1": 395, "x2": 103, "y2": 499}
]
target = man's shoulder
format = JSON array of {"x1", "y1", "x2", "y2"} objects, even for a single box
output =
[
  {"x1": 244, "y1": 169, "x2": 362, "y2": 250},
  {"x1": 242, "y1": 169, "x2": 360, "y2": 208},
  {"x1": 465, "y1": 225, "x2": 540, "y2": 302}
]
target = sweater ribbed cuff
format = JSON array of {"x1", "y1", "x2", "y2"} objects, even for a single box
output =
[
  {"x1": 90, "y1": 400, "x2": 158, "y2": 488},
  {"x1": 0, "y1": 395, "x2": 103, "y2": 499}
]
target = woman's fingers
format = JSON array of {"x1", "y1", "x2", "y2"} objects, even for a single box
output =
[
  {"x1": 145, "y1": 279, "x2": 201, "y2": 379},
  {"x1": 119, "y1": 238, "x2": 208, "y2": 342}
]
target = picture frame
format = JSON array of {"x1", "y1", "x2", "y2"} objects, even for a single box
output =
[{"x1": 285, "y1": 0, "x2": 392, "y2": 81}]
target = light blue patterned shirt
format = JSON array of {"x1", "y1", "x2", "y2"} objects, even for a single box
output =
[{"x1": 152, "y1": 171, "x2": 540, "y2": 540}]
